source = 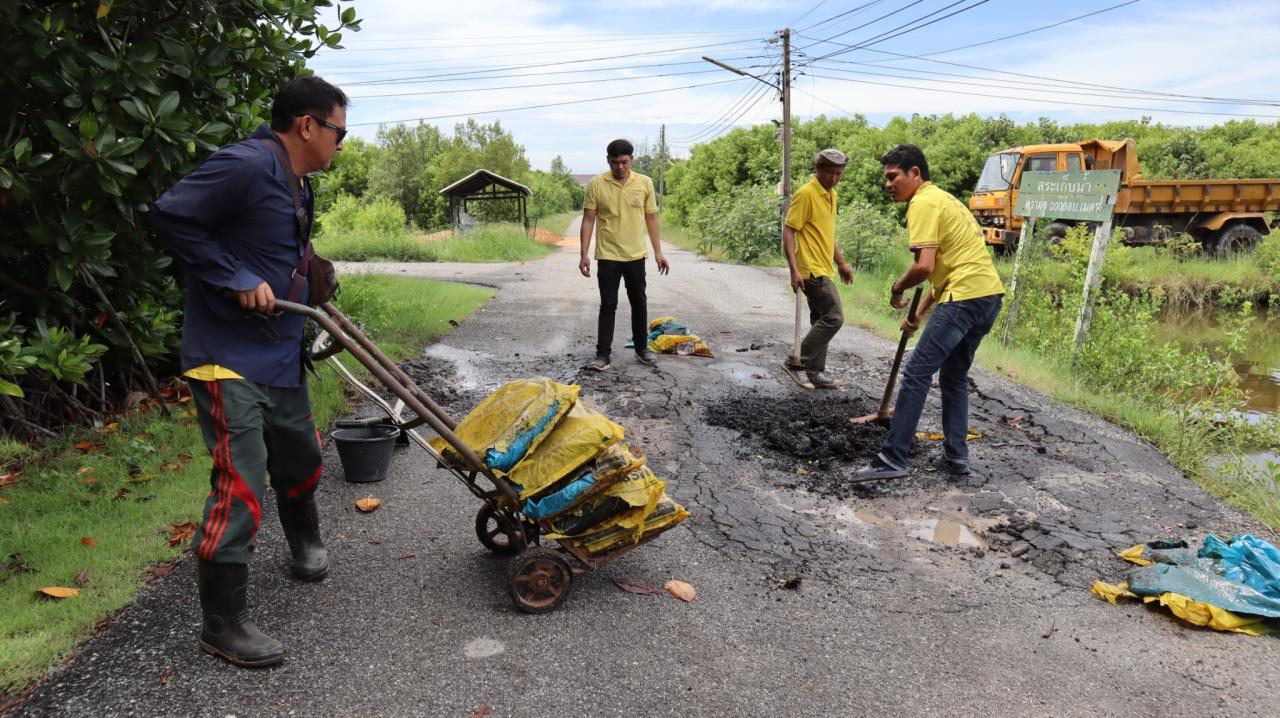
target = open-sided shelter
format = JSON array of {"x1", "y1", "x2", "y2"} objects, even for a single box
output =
[{"x1": 438, "y1": 169, "x2": 533, "y2": 231}]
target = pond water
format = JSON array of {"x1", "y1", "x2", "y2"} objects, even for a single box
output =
[{"x1": 1154, "y1": 308, "x2": 1280, "y2": 420}]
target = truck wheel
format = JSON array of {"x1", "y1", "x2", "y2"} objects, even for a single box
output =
[
  {"x1": 1045, "y1": 222, "x2": 1070, "y2": 245},
  {"x1": 1215, "y1": 224, "x2": 1262, "y2": 258}
]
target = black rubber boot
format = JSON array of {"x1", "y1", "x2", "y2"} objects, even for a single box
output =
[
  {"x1": 277, "y1": 495, "x2": 328, "y2": 581},
  {"x1": 196, "y1": 560, "x2": 285, "y2": 668}
]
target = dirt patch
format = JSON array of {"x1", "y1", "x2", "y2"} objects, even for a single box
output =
[
  {"x1": 704, "y1": 392, "x2": 890, "y2": 462},
  {"x1": 530, "y1": 227, "x2": 567, "y2": 246}
]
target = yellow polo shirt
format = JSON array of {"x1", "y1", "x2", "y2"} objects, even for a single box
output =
[
  {"x1": 906, "y1": 182, "x2": 1004, "y2": 303},
  {"x1": 785, "y1": 176, "x2": 837, "y2": 279},
  {"x1": 585, "y1": 171, "x2": 658, "y2": 261}
]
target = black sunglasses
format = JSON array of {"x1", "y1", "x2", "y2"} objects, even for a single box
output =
[{"x1": 298, "y1": 113, "x2": 347, "y2": 143}]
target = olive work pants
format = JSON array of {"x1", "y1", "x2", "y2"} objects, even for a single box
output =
[
  {"x1": 799, "y1": 275, "x2": 844, "y2": 374},
  {"x1": 187, "y1": 377, "x2": 323, "y2": 565}
]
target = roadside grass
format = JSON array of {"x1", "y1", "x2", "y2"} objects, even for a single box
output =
[
  {"x1": 0, "y1": 275, "x2": 490, "y2": 697},
  {"x1": 660, "y1": 218, "x2": 786, "y2": 266},
  {"x1": 992, "y1": 247, "x2": 1280, "y2": 310},
  {"x1": 835, "y1": 256, "x2": 1280, "y2": 532},
  {"x1": 317, "y1": 222, "x2": 554, "y2": 263},
  {"x1": 535, "y1": 211, "x2": 578, "y2": 236}
]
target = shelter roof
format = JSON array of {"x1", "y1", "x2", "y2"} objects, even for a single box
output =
[{"x1": 438, "y1": 169, "x2": 531, "y2": 197}]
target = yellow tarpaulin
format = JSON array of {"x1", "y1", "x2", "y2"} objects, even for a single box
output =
[
  {"x1": 429, "y1": 379, "x2": 578, "y2": 473},
  {"x1": 1117, "y1": 544, "x2": 1154, "y2": 566},
  {"x1": 1090, "y1": 580, "x2": 1274, "y2": 636}
]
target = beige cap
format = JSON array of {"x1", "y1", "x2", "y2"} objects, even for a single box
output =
[{"x1": 814, "y1": 148, "x2": 849, "y2": 166}]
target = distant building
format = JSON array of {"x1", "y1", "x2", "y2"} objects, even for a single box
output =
[{"x1": 571, "y1": 173, "x2": 594, "y2": 188}]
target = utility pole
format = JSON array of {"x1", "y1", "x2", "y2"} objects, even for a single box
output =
[
  {"x1": 658, "y1": 124, "x2": 666, "y2": 211},
  {"x1": 780, "y1": 28, "x2": 792, "y2": 216}
]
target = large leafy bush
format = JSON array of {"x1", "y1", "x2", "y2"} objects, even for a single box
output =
[{"x1": 0, "y1": 1, "x2": 359, "y2": 436}]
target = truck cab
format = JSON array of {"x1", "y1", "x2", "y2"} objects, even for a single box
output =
[{"x1": 968, "y1": 144, "x2": 1087, "y2": 251}]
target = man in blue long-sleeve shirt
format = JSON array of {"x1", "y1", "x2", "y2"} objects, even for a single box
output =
[{"x1": 151, "y1": 76, "x2": 347, "y2": 668}]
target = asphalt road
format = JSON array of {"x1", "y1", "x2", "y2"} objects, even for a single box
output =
[{"x1": 15, "y1": 225, "x2": 1280, "y2": 717}]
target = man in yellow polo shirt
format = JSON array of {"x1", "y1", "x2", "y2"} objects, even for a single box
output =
[
  {"x1": 782, "y1": 148, "x2": 856, "y2": 390},
  {"x1": 579, "y1": 138, "x2": 670, "y2": 370},
  {"x1": 852, "y1": 144, "x2": 1005, "y2": 482}
]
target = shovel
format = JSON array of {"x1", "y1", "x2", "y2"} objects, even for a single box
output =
[
  {"x1": 850, "y1": 287, "x2": 923, "y2": 426},
  {"x1": 791, "y1": 285, "x2": 803, "y2": 366}
]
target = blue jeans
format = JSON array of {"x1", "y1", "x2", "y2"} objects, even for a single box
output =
[{"x1": 878, "y1": 294, "x2": 1003, "y2": 470}]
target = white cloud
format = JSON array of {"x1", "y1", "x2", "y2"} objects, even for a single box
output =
[{"x1": 316, "y1": 0, "x2": 1280, "y2": 171}]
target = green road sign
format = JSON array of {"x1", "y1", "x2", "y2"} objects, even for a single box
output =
[{"x1": 1015, "y1": 170, "x2": 1121, "y2": 221}]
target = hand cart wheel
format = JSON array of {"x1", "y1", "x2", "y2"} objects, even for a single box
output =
[
  {"x1": 507, "y1": 546, "x2": 573, "y2": 614},
  {"x1": 475, "y1": 502, "x2": 527, "y2": 555}
]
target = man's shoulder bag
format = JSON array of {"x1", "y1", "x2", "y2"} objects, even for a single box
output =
[{"x1": 259, "y1": 138, "x2": 339, "y2": 306}]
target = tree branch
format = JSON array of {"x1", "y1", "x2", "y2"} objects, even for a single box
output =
[{"x1": 78, "y1": 264, "x2": 169, "y2": 417}]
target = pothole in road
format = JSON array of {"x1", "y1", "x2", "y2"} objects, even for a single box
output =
[
  {"x1": 715, "y1": 361, "x2": 780, "y2": 387},
  {"x1": 830, "y1": 506, "x2": 988, "y2": 548},
  {"x1": 705, "y1": 392, "x2": 887, "y2": 462}
]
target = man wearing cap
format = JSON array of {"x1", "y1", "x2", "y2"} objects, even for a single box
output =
[
  {"x1": 781, "y1": 148, "x2": 855, "y2": 390},
  {"x1": 851, "y1": 143, "x2": 1004, "y2": 482}
]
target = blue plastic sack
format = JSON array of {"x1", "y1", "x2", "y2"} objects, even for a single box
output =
[
  {"x1": 1126, "y1": 533, "x2": 1280, "y2": 618},
  {"x1": 484, "y1": 400, "x2": 564, "y2": 472},
  {"x1": 1198, "y1": 534, "x2": 1280, "y2": 601},
  {"x1": 524, "y1": 472, "x2": 596, "y2": 520}
]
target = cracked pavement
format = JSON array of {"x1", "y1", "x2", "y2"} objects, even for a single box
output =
[{"x1": 15, "y1": 227, "x2": 1280, "y2": 717}]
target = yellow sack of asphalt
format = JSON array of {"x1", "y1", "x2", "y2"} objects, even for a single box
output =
[
  {"x1": 507, "y1": 402, "x2": 624, "y2": 498},
  {"x1": 577, "y1": 493, "x2": 691, "y2": 555},
  {"x1": 543, "y1": 465, "x2": 664, "y2": 541},
  {"x1": 429, "y1": 378, "x2": 578, "y2": 474},
  {"x1": 649, "y1": 334, "x2": 715, "y2": 358}
]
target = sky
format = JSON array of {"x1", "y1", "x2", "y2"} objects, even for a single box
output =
[{"x1": 307, "y1": 0, "x2": 1280, "y2": 174}]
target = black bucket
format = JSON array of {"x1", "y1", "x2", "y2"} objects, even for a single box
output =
[{"x1": 331, "y1": 425, "x2": 401, "y2": 483}]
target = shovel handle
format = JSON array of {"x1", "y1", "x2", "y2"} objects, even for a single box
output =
[
  {"x1": 792, "y1": 286, "x2": 803, "y2": 365},
  {"x1": 877, "y1": 287, "x2": 924, "y2": 415}
]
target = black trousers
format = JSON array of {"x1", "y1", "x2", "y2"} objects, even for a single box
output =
[{"x1": 596, "y1": 258, "x2": 647, "y2": 358}]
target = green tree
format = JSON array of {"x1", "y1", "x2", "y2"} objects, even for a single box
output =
[
  {"x1": 365, "y1": 122, "x2": 443, "y2": 229},
  {"x1": 0, "y1": 1, "x2": 359, "y2": 436},
  {"x1": 314, "y1": 135, "x2": 377, "y2": 212}
]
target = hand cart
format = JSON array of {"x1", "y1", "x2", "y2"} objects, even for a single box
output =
[{"x1": 279, "y1": 299, "x2": 678, "y2": 613}]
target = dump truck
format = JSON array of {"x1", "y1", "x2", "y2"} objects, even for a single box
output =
[{"x1": 968, "y1": 138, "x2": 1280, "y2": 256}]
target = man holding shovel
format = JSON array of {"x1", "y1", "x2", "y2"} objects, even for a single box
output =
[
  {"x1": 781, "y1": 148, "x2": 855, "y2": 390},
  {"x1": 851, "y1": 144, "x2": 1004, "y2": 481}
]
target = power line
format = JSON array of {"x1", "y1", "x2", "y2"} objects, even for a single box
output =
[
  {"x1": 669, "y1": 76, "x2": 772, "y2": 143},
  {"x1": 789, "y1": 0, "x2": 832, "y2": 28},
  {"x1": 801, "y1": 37, "x2": 1280, "y2": 106},
  {"x1": 806, "y1": 62, "x2": 1280, "y2": 109},
  {"x1": 672, "y1": 77, "x2": 779, "y2": 143},
  {"x1": 909, "y1": 0, "x2": 1140, "y2": 58},
  {"x1": 334, "y1": 55, "x2": 770, "y2": 84},
  {"x1": 807, "y1": 0, "x2": 994, "y2": 63},
  {"x1": 347, "y1": 78, "x2": 741, "y2": 127},
  {"x1": 806, "y1": 73, "x2": 1280, "y2": 119},
  {"x1": 790, "y1": 85, "x2": 882, "y2": 129},
  {"x1": 315, "y1": 38, "x2": 766, "y2": 73},
  {"x1": 799, "y1": 0, "x2": 927, "y2": 49},
  {"x1": 348, "y1": 68, "x2": 751, "y2": 100},
  {"x1": 797, "y1": 0, "x2": 886, "y2": 32},
  {"x1": 342, "y1": 37, "x2": 772, "y2": 86}
]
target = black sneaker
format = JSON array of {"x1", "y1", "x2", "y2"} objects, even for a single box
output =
[
  {"x1": 850, "y1": 458, "x2": 909, "y2": 482},
  {"x1": 636, "y1": 349, "x2": 657, "y2": 366},
  {"x1": 931, "y1": 455, "x2": 970, "y2": 475},
  {"x1": 585, "y1": 355, "x2": 611, "y2": 371}
]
